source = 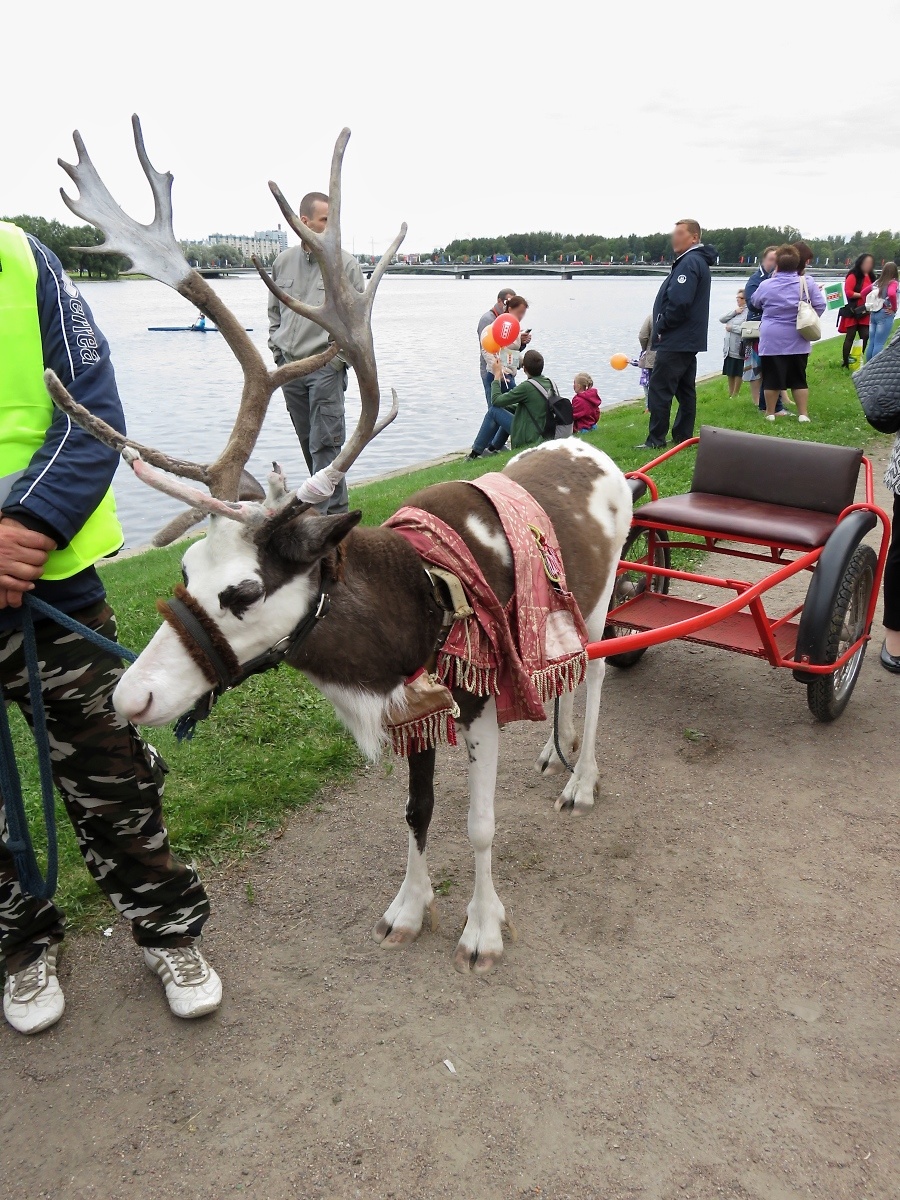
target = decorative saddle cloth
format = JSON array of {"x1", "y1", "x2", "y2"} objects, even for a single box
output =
[{"x1": 384, "y1": 473, "x2": 588, "y2": 754}]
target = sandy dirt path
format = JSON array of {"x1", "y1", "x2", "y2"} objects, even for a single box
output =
[{"x1": 1, "y1": 445, "x2": 897, "y2": 1200}]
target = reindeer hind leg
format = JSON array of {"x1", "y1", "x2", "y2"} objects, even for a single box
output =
[{"x1": 536, "y1": 688, "x2": 578, "y2": 776}]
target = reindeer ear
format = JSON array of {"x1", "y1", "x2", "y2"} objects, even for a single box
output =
[{"x1": 259, "y1": 506, "x2": 362, "y2": 566}]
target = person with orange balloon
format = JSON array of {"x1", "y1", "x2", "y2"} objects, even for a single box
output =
[
  {"x1": 468, "y1": 295, "x2": 531, "y2": 457},
  {"x1": 477, "y1": 289, "x2": 515, "y2": 404}
]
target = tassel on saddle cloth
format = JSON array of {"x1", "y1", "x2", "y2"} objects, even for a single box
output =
[{"x1": 384, "y1": 473, "x2": 588, "y2": 753}]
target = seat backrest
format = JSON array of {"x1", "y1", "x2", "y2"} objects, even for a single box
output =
[{"x1": 690, "y1": 426, "x2": 862, "y2": 515}]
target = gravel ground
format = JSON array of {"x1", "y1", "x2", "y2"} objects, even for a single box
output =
[{"x1": 1, "y1": 443, "x2": 897, "y2": 1200}]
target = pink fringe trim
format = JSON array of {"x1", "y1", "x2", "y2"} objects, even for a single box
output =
[
  {"x1": 530, "y1": 651, "x2": 588, "y2": 702},
  {"x1": 437, "y1": 655, "x2": 499, "y2": 697},
  {"x1": 389, "y1": 651, "x2": 587, "y2": 758},
  {"x1": 389, "y1": 709, "x2": 458, "y2": 757}
]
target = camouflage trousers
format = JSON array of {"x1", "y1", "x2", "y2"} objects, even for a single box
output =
[{"x1": 0, "y1": 601, "x2": 209, "y2": 973}]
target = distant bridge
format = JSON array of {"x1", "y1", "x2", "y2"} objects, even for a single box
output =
[{"x1": 200, "y1": 262, "x2": 834, "y2": 282}]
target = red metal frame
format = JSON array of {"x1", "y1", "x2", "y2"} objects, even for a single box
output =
[{"x1": 587, "y1": 441, "x2": 890, "y2": 677}]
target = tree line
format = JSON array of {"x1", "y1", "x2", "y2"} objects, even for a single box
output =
[
  {"x1": 442, "y1": 226, "x2": 900, "y2": 267},
  {"x1": 1, "y1": 215, "x2": 268, "y2": 276},
  {"x1": 3, "y1": 214, "x2": 127, "y2": 278}
]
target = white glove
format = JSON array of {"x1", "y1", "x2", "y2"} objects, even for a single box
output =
[{"x1": 296, "y1": 464, "x2": 346, "y2": 505}]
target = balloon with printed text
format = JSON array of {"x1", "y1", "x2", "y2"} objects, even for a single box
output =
[{"x1": 491, "y1": 315, "x2": 520, "y2": 348}]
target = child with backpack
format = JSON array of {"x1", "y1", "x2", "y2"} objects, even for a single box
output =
[
  {"x1": 489, "y1": 350, "x2": 570, "y2": 450},
  {"x1": 571, "y1": 372, "x2": 601, "y2": 432}
]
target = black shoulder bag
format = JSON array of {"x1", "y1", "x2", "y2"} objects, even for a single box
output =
[{"x1": 852, "y1": 330, "x2": 900, "y2": 434}]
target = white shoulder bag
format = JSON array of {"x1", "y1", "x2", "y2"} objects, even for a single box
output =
[
  {"x1": 796, "y1": 276, "x2": 821, "y2": 342},
  {"x1": 866, "y1": 284, "x2": 884, "y2": 313}
]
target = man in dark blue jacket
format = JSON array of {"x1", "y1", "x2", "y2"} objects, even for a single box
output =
[
  {"x1": 639, "y1": 220, "x2": 717, "y2": 449},
  {"x1": 0, "y1": 227, "x2": 220, "y2": 1035}
]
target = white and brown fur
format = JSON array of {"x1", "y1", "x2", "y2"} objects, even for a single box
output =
[{"x1": 114, "y1": 439, "x2": 631, "y2": 973}]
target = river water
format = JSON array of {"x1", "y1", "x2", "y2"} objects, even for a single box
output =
[{"x1": 77, "y1": 274, "x2": 840, "y2": 546}]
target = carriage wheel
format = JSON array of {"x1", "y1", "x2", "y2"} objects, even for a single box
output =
[
  {"x1": 806, "y1": 544, "x2": 876, "y2": 722},
  {"x1": 604, "y1": 528, "x2": 671, "y2": 669}
]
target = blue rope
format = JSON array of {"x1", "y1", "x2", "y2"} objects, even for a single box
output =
[
  {"x1": 0, "y1": 596, "x2": 137, "y2": 900},
  {"x1": 24, "y1": 596, "x2": 138, "y2": 664}
]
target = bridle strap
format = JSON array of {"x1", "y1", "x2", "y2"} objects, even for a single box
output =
[
  {"x1": 239, "y1": 590, "x2": 330, "y2": 678},
  {"x1": 159, "y1": 583, "x2": 331, "y2": 741},
  {"x1": 163, "y1": 595, "x2": 239, "y2": 691}
]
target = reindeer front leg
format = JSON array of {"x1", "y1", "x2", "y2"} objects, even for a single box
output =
[
  {"x1": 454, "y1": 698, "x2": 510, "y2": 974},
  {"x1": 373, "y1": 750, "x2": 436, "y2": 946}
]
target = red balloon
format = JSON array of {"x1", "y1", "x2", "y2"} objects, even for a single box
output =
[{"x1": 491, "y1": 314, "x2": 520, "y2": 348}]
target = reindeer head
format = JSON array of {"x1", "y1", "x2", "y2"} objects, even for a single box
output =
[
  {"x1": 48, "y1": 118, "x2": 405, "y2": 726},
  {"x1": 113, "y1": 466, "x2": 362, "y2": 725}
]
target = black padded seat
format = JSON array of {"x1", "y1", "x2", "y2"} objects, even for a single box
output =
[
  {"x1": 636, "y1": 493, "x2": 838, "y2": 549},
  {"x1": 633, "y1": 426, "x2": 863, "y2": 549},
  {"x1": 689, "y1": 426, "x2": 861, "y2": 514}
]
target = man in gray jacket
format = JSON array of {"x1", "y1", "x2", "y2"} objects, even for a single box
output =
[{"x1": 268, "y1": 191, "x2": 364, "y2": 514}]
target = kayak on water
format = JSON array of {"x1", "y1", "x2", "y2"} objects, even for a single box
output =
[{"x1": 147, "y1": 326, "x2": 254, "y2": 332}]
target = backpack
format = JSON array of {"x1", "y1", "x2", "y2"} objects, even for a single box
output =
[
  {"x1": 528, "y1": 378, "x2": 574, "y2": 440},
  {"x1": 866, "y1": 285, "x2": 885, "y2": 313}
]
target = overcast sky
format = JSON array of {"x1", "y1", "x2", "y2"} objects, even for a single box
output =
[{"x1": 4, "y1": 0, "x2": 899, "y2": 255}]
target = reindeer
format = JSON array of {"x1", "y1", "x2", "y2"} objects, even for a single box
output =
[{"x1": 47, "y1": 119, "x2": 632, "y2": 974}]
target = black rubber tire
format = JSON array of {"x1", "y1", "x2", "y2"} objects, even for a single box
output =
[
  {"x1": 806, "y1": 544, "x2": 876, "y2": 722},
  {"x1": 604, "y1": 528, "x2": 671, "y2": 668}
]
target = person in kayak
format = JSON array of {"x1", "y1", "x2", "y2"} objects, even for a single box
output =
[{"x1": 190, "y1": 313, "x2": 207, "y2": 331}]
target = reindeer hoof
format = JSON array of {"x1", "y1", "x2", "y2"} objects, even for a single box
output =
[
  {"x1": 372, "y1": 914, "x2": 421, "y2": 947},
  {"x1": 373, "y1": 889, "x2": 435, "y2": 947},
  {"x1": 380, "y1": 925, "x2": 420, "y2": 948},
  {"x1": 556, "y1": 773, "x2": 598, "y2": 814},
  {"x1": 453, "y1": 900, "x2": 509, "y2": 973},
  {"x1": 453, "y1": 943, "x2": 503, "y2": 975}
]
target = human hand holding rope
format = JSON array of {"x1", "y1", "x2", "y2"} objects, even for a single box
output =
[{"x1": 0, "y1": 518, "x2": 56, "y2": 609}]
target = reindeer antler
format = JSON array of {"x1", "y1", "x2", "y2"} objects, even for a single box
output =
[
  {"x1": 59, "y1": 116, "x2": 191, "y2": 289},
  {"x1": 55, "y1": 121, "x2": 340, "y2": 508},
  {"x1": 53, "y1": 118, "x2": 402, "y2": 541}
]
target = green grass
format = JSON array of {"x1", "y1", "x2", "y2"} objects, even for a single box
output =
[{"x1": 13, "y1": 332, "x2": 877, "y2": 929}]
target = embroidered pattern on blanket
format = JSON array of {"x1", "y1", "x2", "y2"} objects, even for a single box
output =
[{"x1": 384, "y1": 473, "x2": 588, "y2": 753}]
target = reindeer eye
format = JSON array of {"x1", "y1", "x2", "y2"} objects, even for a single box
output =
[{"x1": 218, "y1": 579, "x2": 265, "y2": 620}]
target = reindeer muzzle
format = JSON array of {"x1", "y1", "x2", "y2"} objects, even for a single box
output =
[{"x1": 156, "y1": 584, "x2": 331, "y2": 741}]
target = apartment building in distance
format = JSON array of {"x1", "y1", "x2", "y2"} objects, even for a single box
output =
[{"x1": 207, "y1": 225, "x2": 289, "y2": 262}]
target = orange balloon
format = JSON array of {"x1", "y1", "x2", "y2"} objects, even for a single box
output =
[
  {"x1": 481, "y1": 327, "x2": 501, "y2": 354},
  {"x1": 610, "y1": 353, "x2": 630, "y2": 370}
]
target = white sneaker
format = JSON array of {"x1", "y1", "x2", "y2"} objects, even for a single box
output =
[
  {"x1": 765, "y1": 414, "x2": 775, "y2": 422},
  {"x1": 798, "y1": 414, "x2": 811, "y2": 423},
  {"x1": 143, "y1": 943, "x2": 222, "y2": 1019},
  {"x1": 3, "y1": 945, "x2": 65, "y2": 1035}
]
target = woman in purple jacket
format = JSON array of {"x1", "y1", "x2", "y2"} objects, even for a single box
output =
[{"x1": 753, "y1": 243, "x2": 826, "y2": 423}]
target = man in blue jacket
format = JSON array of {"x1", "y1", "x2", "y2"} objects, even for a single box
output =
[
  {"x1": 639, "y1": 220, "x2": 717, "y2": 449},
  {"x1": 0, "y1": 223, "x2": 220, "y2": 1035}
]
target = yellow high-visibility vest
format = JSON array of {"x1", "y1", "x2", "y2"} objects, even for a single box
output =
[{"x1": 0, "y1": 221, "x2": 122, "y2": 579}]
